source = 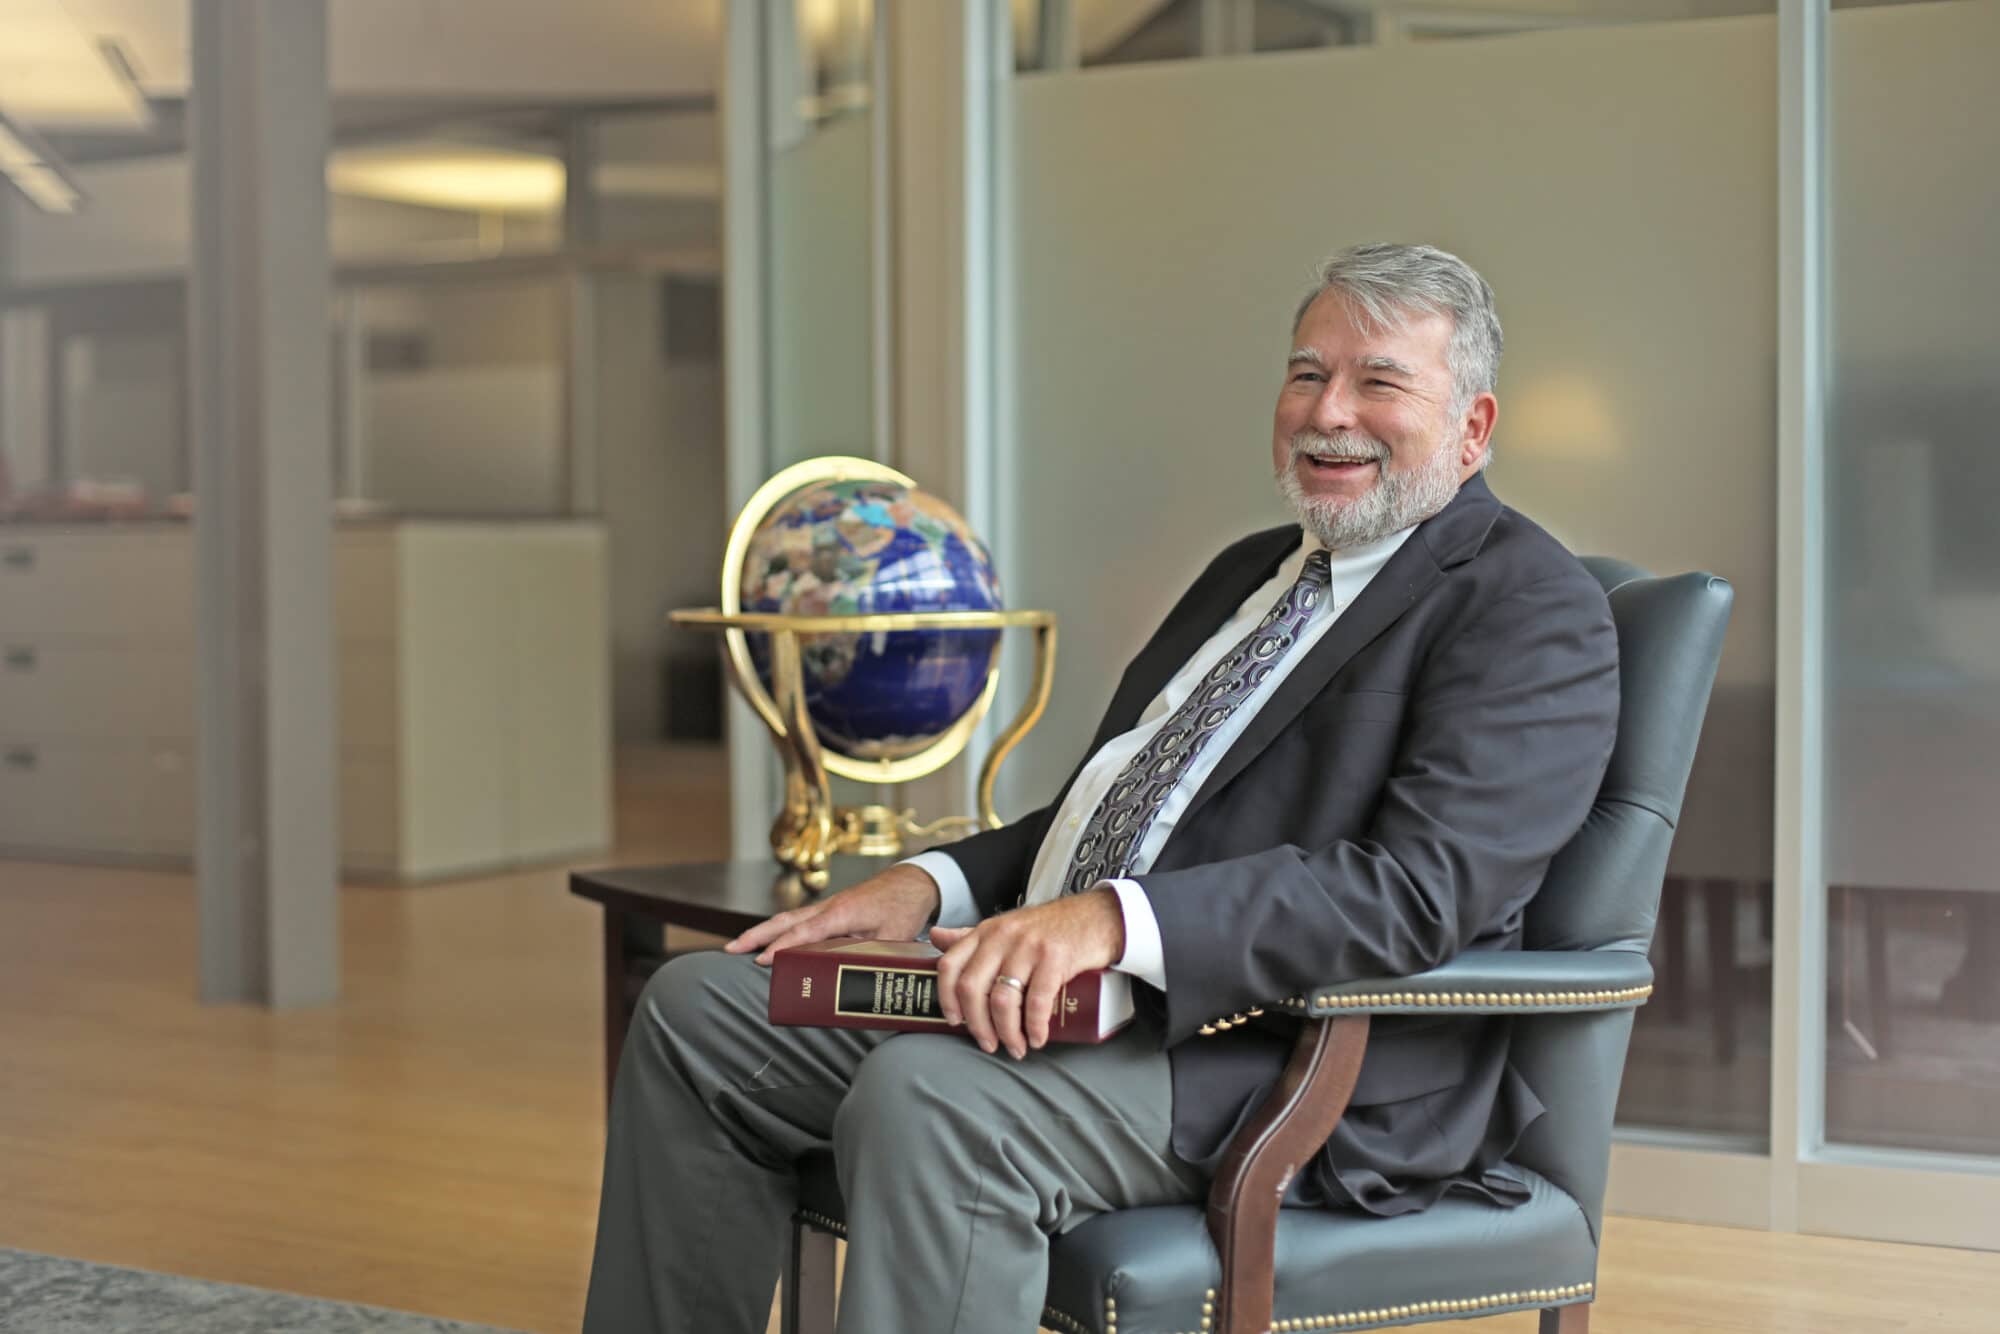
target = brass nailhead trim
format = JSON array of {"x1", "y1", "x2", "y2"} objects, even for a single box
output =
[
  {"x1": 1206, "y1": 987, "x2": 1651, "y2": 1032},
  {"x1": 1164, "y1": 1281, "x2": 1593, "y2": 1333},
  {"x1": 795, "y1": 1208, "x2": 848, "y2": 1238},
  {"x1": 1039, "y1": 1297, "x2": 1120, "y2": 1334},
  {"x1": 800, "y1": 1224, "x2": 1592, "y2": 1328},
  {"x1": 1041, "y1": 1304, "x2": 1091, "y2": 1334},
  {"x1": 1310, "y1": 985, "x2": 1652, "y2": 1011}
]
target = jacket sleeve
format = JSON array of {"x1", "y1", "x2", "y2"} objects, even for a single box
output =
[
  {"x1": 1133, "y1": 568, "x2": 1621, "y2": 1047},
  {"x1": 928, "y1": 803, "x2": 1061, "y2": 919}
]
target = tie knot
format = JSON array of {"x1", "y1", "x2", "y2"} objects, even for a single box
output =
[{"x1": 1300, "y1": 549, "x2": 1333, "y2": 588}]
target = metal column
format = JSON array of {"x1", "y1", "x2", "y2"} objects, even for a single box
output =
[{"x1": 188, "y1": 0, "x2": 339, "y2": 1007}]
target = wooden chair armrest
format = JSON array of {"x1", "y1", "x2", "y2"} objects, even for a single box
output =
[{"x1": 1204, "y1": 1015, "x2": 1371, "y2": 1334}]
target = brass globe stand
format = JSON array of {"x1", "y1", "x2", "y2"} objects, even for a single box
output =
[
  {"x1": 671, "y1": 608, "x2": 1057, "y2": 890},
  {"x1": 683, "y1": 455, "x2": 1056, "y2": 890}
]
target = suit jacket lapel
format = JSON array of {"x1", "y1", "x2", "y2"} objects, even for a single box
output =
[{"x1": 1179, "y1": 476, "x2": 1502, "y2": 819}]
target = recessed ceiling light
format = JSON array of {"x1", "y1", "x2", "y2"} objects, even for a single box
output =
[{"x1": 327, "y1": 143, "x2": 565, "y2": 214}]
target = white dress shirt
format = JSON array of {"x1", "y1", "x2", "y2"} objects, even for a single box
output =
[{"x1": 906, "y1": 523, "x2": 1412, "y2": 991}]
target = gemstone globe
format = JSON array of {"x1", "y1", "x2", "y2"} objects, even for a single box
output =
[{"x1": 738, "y1": 478, "x2": 1003, "y2": 761}]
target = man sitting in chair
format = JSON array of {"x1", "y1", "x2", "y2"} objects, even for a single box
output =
[{"x1": 582, "y1": 243, "x2": 1620, "y2": 1334}]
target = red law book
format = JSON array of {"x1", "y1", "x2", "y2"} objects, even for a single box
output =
[{"x1": 768, "y1": 937, "x2": 1135, "y2": 1043}]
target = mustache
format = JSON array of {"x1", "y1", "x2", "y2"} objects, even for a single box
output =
[{"x1": 1287, "y1": 431, "x2": 1389, "y2": 464}]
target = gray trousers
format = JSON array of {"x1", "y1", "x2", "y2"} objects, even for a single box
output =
[{"x1": 581, "y1": 949, "x2": 1206, "y2": 1334}]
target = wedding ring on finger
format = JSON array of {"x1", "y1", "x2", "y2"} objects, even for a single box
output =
[{"x1": 993, "y1": 974, "x2": 1027, "y2": 994}]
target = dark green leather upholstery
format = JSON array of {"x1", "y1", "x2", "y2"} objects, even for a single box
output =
[
  {"x1": 790, "y1": 562, "x2": 1733, "y2": 1332},
  {"x1": 1039, "y1": 1169, "x2": 1595, "y2": 1334}
]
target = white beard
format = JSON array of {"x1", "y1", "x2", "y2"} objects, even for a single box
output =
[{"x1": 1275, "y1": 430, "x2": 1463, "y2": 552}]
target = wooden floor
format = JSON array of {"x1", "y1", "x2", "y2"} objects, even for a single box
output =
[{"x1": 3, "y1": 745, "x2": 1998, "y2": 1333}]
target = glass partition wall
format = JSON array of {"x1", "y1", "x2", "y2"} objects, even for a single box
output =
[
  {"x1": 1003, "y1": 0, "x2": 1781, "y2": 1153},
  {"x1": 4, "y1": 97, "x2": 722, "y2": 524},
  {"x1": 718, "y1": 0, "x2": 2000, "y2": 1247},
  {"x1": 718, "y1": 0, "x2": 890, "y2": 854},
  {"x1": 981, "y1": 0, "x2": 1996, "y2": 1246},
  {"x1": 1822, "y1": 0, "x2": 2000, "y2": 1163},
  {"x1": 764, "y1": 0, "x2": 881, "y2": 469}
]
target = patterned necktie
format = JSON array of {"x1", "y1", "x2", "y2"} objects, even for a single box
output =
[{"x1": 1060, "y1": 549, "x2": 1334, "y2": 897}]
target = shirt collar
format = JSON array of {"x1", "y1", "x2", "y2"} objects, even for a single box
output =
[{"x1": 1295, "y1": 524, "x2": 1416, "y2": 608}]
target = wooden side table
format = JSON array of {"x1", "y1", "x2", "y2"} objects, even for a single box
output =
[{"x1": 569, "y1": 857, "x2": 884, "y2": 1100}]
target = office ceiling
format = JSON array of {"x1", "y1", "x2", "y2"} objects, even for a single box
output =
[{"x1": 7, "y1": 0, "x2": 722, "y2": 133}]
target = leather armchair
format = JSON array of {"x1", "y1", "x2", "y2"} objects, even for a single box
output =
[{"x1": 783, "y1": 559, "x2": 1733, "y2": 1334}]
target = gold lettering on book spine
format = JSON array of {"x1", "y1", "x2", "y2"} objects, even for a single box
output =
[{"x1": 834, "y1": 964, "x2": 954, "y2": 1025}]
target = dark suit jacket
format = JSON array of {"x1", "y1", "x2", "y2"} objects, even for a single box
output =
[{"x1": 943, "y1": 474, "x2": 1621, "y2": 1214}]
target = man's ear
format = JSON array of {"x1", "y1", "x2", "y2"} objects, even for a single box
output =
[{"x1": 1458, "y1": 392, "x2": 1499, "y2": 471}]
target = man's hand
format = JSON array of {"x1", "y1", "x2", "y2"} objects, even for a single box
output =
[
  {"x1": 725, "y1": 863, "x2": 942, "y2": 966},
  {"x1": 929, "y1": 889, "x2": 1126, "y2": 1061}
]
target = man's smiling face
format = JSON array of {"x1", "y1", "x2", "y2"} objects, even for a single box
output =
[{"x1": 1271, "y1": 289, "x2": 1494, "y2": 550}]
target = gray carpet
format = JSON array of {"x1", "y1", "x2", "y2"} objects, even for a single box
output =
[{"x1": 0, "y1": 1249, "x2": 530, "y2": 1334}]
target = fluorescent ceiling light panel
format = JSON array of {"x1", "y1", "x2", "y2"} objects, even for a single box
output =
[
  {"x1": 10, "y1": 164, "x2": 81, "y2": 214},
  {"x1": 0, "y1": 123, "x2": 39, "y2": 173},
  {"x1": 328, "y1": 144, "x2": 564, "y2": 214},
  {"x1": 0, "y1": 0, "x2": 152, "y2": 129},
  {"x1": 0, "y1": 114, "x2": 82, "y2": 214}
]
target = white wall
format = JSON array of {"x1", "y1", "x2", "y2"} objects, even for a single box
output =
[
  {"x1": 0, "y1": 309, "x2": 53, "y2": 492},
  {"x1": 1000, "y1": 16, "x2": 1781, "y2": 834},
  {"x1": 360, "y1": 280, "x2": 564, "y2": 368},
  {"x1": 767, "y1": 111, "x2": 876, "y2": 467},
  {"x1": 349, "y1": 278, "x2": 565, "y2": 515},
  {"x1": 64, "y1": 331, "x2": 180, "y2": 495},
  {"x1": 590, "y1": 272, "x2": 726, "y2": 742},
  {"x1": 364, "y1": 365, "x2": 563, "y2": 513}
]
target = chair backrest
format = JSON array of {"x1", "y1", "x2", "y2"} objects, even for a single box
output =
[{"x1": 1508, "y1": 559, "x2": 1733, "y2": 1240}]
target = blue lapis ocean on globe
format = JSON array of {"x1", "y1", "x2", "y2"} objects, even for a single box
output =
[{"x1": 740, "y1": 479, "x2": 1003, "y2": 761}]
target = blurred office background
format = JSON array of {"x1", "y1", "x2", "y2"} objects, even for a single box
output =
[
  {"x1": 0, "y1": 1, "x2": 1995, "y2": 1330},
  {"x1": 0, "y1": 0, "x2": 731, "y2": 888}
]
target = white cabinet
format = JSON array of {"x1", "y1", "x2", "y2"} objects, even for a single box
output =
[{"x1": 0, "y1": 520, "x2": 610, "y2": 880}]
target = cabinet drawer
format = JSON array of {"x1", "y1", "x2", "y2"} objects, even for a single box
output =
[
  {"x1": 0, "y1": 641, "x2": 194, "y2": 740},
  {"x1": 0, "y1": 740, "x2": 396, "y2": 866},
  {"x1": 0, "y1": 738, "x2": 150, "y2": 852},
  {"x1": 0, "y1": 532, "x2": 193, "y2": 639},
  {"x1": 137, "y1": 743, "x2": 196, "y2": 855}
]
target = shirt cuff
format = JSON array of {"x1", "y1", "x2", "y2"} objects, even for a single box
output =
[
  {"x1": 899, "y1": 851, "x2": 980, "y2": 930},
  {"x1": 1102, "y1": 878, "x2": 1167, "y2": 991}
]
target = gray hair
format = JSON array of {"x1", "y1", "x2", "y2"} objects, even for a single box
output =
[{"x1": 1291, "y1": 243, "x2": 1504, "y2": 419}]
